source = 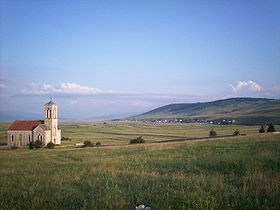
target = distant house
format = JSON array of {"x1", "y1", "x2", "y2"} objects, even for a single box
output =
[{"x1": 7, "y1": 100, "x2": 61, "y2": 146}]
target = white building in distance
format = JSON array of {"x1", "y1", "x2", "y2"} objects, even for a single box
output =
[{"x1": 7, "y1": 100, "x2": 61, "y2": 146}]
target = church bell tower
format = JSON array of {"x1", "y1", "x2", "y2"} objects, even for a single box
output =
[{"x1": 44, "y1": 99, "x2": 61, "y2": 144}]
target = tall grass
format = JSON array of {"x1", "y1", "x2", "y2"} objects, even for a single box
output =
[{"x1": 0, "y1": 134, "x2": 279, "y2": 209}]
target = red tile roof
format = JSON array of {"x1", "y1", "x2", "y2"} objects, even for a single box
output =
[{"x1": 8, "y1": 120, "x2": 44, "y2": 131}]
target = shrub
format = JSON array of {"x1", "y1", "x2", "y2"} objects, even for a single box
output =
[
  {"x1": 83, "y1": 140, "x2": 94, "y2": 147},
  {"x1": 233, "y1": 129, "x2": 240, "y2": 136},
  {"x1": 34, "y1": 140, "x2": 43, "y2": 149},
  {"x1": 267, "y1": 123, "x2": 275, "y2": 132},
  {"x1": 61, "y1": 136, "x2": 71, "y2": 141},
  {"x1": 28, "y1": 141, "x2": 34, "y2": 149},
  {"x1": 96, "y1": 142, "x2": 101, "y2": 146},
  {"x1": 130, "y1": 136, "x2": 145, "y2": 144},
  {"x1": 259, "y1": 125, "x2": 265, "y2": 133},
  {"x1": 46, "y1": 142, "x2": 55, "y2": 149},
  {"x1": 209, "y1": 129, "x2": 217, "y2": 137}
]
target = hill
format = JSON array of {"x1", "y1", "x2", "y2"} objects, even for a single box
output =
[{"x1": 130, "y1": 97, "x2": 280, "y2": 125}]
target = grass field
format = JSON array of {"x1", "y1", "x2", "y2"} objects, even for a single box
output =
[
  {"x1": 0, "y1": 121, "x2": 274, "y2": 146},
  {"x1": 59, "y1": 121, "x2": 265, "y2": 145},
  {"x1": 0, "y1": 122, "x2": 279, "y2": 209}
]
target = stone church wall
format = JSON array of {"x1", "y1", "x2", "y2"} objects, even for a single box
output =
[
  {"x1": 44, "y1": 130, "x2": 51, "y2": 145},
  {"x1": 7, "y1": 130, "x2": 32, "y2": 146},
  {"x1": 33, "y1": 126, "x2": 46, "y2": 145},
  {"x1": 56, "y1": 129, "x2": 61, "y2": 144}
]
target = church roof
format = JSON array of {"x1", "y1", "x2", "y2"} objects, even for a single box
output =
[
  {"x1": 37, "y1": 124, "x2": 50, "y2": 131},
  {"x1": 45, "y1": 100, "x2": 56, "y2": 106},
  {"x1": 8, "y1": 120, "x2": 44, "y2": 131}
]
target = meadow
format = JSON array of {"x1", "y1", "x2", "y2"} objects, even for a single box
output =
[
  {"x1": 0, "y1": 122, "x2": 279, "y2": 209},
  {"x1": 0, "y1": 121, "x2": 275, "y2": 146},
  {"x1": 34, "y1": 121, "x2": 272, "y2": 145}
]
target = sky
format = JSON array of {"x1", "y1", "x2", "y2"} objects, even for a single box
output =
[{"x1": 0, "y1": 0, "x2": 280, "y2": 119}]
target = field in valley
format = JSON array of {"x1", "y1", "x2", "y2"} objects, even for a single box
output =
[
  {"x1": 0, "y1": 121, "x2": 279, "y2": 209},
  {"x1": 59, "y1": 121, "x2": 264, "y2": 146},
  {"x1": 0, "y1": 121, "x2": 277, "y2": 146}
]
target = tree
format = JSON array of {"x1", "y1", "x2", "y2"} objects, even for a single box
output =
[
  {"x1": 130, "y1": 136, "x2": 145, "y2": 144},
  {"x1": 209, "y1": 129, "x2": 217, "y2": 137},
  {"x1": 34, "y1": 140, "x2": 43, "y2": 149},
  {"x1": 259, "y1": 125, "x2": 265, "y2": 133},
  {"x1": 233, "y1": 129, "x2": 240, "y2": 136},
  {"x1": 28, "y1": 141, "x2": 34, "y2": 149},
  {"x1": 96, "y1": 142, "x2": 101, "y2": 146},
  {"x1": 83, "y1": 140, "x2": 94, "y2": 147},
  {"x1": 46, "y1": 142, "x2": 55, "y2": 149},
  {"x1": 267, "y1": 123, "x2": 275, "y2": 132}
]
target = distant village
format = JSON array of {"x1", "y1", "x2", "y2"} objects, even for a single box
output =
[{"x1": 128, "y1": 118, "x2": 236, "y2": 125}]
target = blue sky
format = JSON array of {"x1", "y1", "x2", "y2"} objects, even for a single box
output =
[{"x1": 0, "y1": 0, "x2": 280, "y2": 119}]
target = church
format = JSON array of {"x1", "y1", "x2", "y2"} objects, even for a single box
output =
[{"x1": 7, "y1": 100, "x2": 61, "y2": 146}]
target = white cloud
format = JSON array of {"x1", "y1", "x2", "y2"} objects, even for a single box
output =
[
  {"x1": 0, "y1": 83, "x2": 7, "y2": 92},
  {"x1": 230, "y1": 80, "x2": 262, "y2": 92},
  {"x1": 0, "y1": 83, "x2": 7, "y2": 88},
  {"x1": 22, "y1": 82, "x2": 114, "y2": 95}
]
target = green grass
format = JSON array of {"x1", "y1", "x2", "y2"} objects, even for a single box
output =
[
  {"x1": 1, "y1": 121, "x2": 278, "y2": 146},
  {"x1": 0, "y1": 122, "x2": 10, "y2": 146},
  {"x1": 0, "y1": 122, "x2": 279, "y2": 209},
  {"x1": 40, "y1": 121, "x2": 280, "y2": 147},
  {"x1": 0, "y1": 131, "x2": 280, "y2": 209}
]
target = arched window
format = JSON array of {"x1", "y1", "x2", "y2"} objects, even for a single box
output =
[
  {"x1": 11, "y1": 135, "x2": 14, "y2": 141},
  {"x1": 49, "y1": 109, "x2": 52, "y2": 118},
  {"x1": 28, "y1": 135, "x2": 31, "y2": 142},
  {"x1": 40, "y1": 135, "x2": 42, "y2": 141}
]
